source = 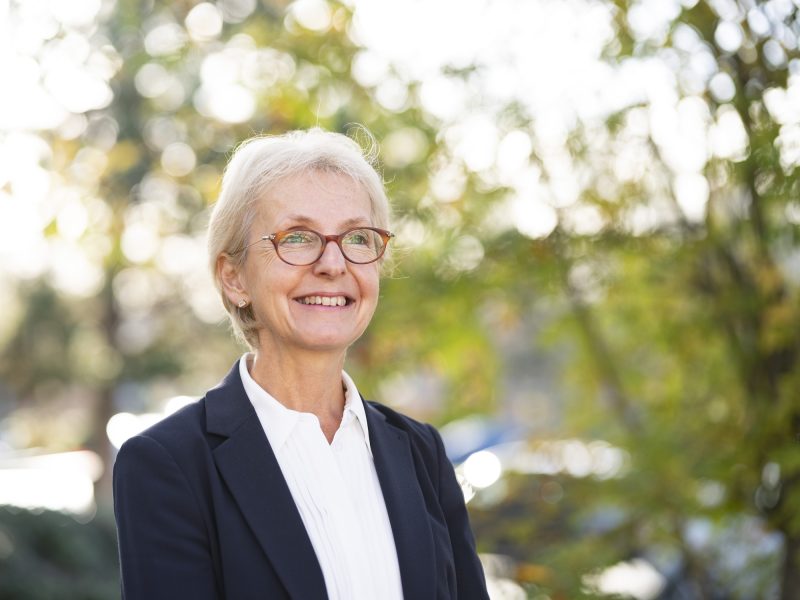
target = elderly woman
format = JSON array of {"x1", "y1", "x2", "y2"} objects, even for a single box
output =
[{"x1": 113, "y1": 128, "x2": 490, "y2": 600}]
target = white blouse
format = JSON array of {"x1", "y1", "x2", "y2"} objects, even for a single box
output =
[{"x1": 238, "y1": 355, "x2": 404, "y2": 600}]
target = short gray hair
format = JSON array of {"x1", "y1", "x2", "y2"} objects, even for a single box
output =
[{"x1": 207, "y1": 127, "x2": 392, "y2": 349}]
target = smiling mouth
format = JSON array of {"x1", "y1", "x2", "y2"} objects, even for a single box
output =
[{"x1": 295, "y1": 295, "x2": 353, "y2": 307}]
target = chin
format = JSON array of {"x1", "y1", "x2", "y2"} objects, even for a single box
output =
[
  {"x1": 296, "y1": 334, "x2": 358, "y2": 353},
  {"x1": 296, "y1": 323, "x2": 366, "y2": 347}
]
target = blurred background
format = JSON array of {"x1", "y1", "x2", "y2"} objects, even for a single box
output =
[{"x1": 0, "y1": 0, "x2": 799, "y2": 597}]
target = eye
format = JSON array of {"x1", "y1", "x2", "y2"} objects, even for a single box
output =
[
  {"x1": 281, "y1": 230, "x2": 316, "y2": 244},
  {"x1": 343, "y1": 229, "x2": 372, "y2": 246}
]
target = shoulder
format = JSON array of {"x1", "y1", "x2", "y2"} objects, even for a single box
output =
[
  {"x1": 365, "y1": 400, "x2": 445, "y2": 460},
  {"x1": 365, "y1": 400, "x2": 436, "y2": 435},
  {"x1": 138, "y1": 399, "x2": 208, "y2": 448},
  {"x1": 115, "y1": 398, "x2": 212, "y2": 473}
]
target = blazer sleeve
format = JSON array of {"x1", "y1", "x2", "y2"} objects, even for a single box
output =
[
  {"x1": 428, "y1": 424, "x2": 491, "y2": 600},
  {"x1": 113, "y1": 434, "x2": 220, "y2": 600}
]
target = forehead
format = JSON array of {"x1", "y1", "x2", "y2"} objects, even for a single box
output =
[{"x1": 256, "y1": 170, "x2": 373, "y2": 229}]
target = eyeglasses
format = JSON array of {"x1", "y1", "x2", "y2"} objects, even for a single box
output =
[{"x1": 237, "y1": 227, "x2": 394, "y2": 266}]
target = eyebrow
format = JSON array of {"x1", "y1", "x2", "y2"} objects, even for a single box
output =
[{"x1": 277, "y1": 214, "x2": 372, "y2": 230}]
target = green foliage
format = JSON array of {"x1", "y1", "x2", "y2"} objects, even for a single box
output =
[{"x1": 515, "y1": 0, "x2": 800, "y2": 595}]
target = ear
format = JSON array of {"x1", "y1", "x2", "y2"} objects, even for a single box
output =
[{"x1": 217, "y1": 253, "x2": 248, "y2": 306}]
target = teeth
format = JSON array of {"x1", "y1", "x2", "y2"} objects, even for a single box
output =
[{"x1": 300, "y1": 296, "x2": 347, "y2": 306}]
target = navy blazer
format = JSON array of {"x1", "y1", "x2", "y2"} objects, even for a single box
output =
[{"x1": 113, "y1": 362, "x2": 490, "y2": 599}]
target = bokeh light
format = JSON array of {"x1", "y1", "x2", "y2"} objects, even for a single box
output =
[{"x1": 463, "y1": 450, "x2": 503, "y2": 490}]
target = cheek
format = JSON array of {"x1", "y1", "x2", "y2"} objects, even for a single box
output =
[
  {"x1": 243, "y1": 251, "x2": 285, "y2": 291},
  {"x1": 360, "y1": 269, "x2": 381, "y2": 303}
]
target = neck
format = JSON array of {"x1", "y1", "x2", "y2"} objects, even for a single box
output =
[{"x1": 248, "y1": 344, "x2": 347, "y2": 424}]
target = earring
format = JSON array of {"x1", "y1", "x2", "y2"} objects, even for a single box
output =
[{"x1": 237, "y1": 299, "x2": 248, "y2": 308}]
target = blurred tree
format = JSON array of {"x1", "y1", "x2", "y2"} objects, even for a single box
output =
[{"x1": 463, "y1": 0, "x2": 799, "y2": 597}]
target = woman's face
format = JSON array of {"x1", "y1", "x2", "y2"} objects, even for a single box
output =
[{"x1": 227, "y1": 170, "x2": 381, "y2": 356}]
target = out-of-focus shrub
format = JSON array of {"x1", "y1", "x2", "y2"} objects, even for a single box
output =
[{"x1": 0, "y1": 507, "x2": 118, "y2": 600}]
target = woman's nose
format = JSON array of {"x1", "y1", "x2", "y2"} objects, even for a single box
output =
[{"x1": 312, "y1": 239, "x2": 347, "y2": 275}]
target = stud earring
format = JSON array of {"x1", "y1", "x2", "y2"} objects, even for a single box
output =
[{"x1": 238, "y1": 299, "x2": 248, "y2": 308}]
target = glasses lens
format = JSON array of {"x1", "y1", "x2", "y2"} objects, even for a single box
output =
[
  {"x1": 276, "y1": 230, "x2": 323, "y2": 265},
  {"x1": 340, "y1": 228, "x2": 385, "y2": 263}
]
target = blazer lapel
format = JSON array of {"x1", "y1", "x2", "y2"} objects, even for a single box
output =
[
  {"x1": 205, "y1": 364, "x2": 328, "y2": 600},
  {"x1": 365, "y1": 401, "x2": 437, "y2": 599}
]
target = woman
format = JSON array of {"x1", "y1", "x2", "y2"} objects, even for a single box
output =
[{"x1": 113, "y1": 128, "x2": 490, "y2": 600}]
